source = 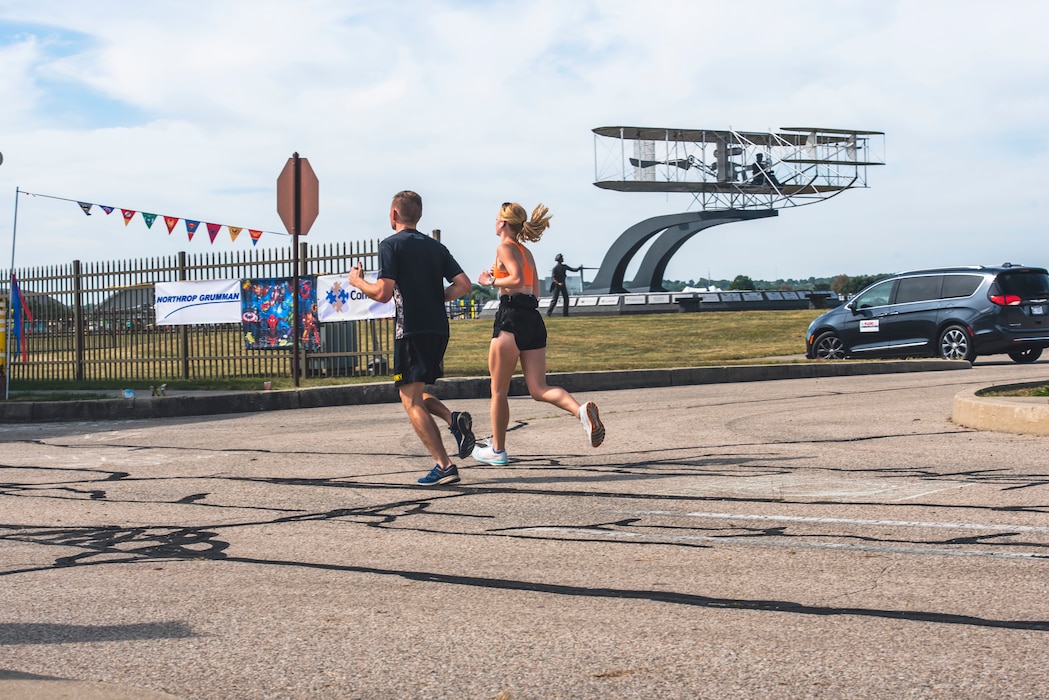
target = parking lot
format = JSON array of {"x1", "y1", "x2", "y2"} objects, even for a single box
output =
[{"x1": 2, "y1": 360, "x2": 1048, "y2": 699}]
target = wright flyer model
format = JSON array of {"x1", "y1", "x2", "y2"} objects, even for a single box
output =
[{"x1": 589, "y1": 126, "x2": 885, "y2": 293}]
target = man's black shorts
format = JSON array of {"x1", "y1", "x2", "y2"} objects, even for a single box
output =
[
  {"x1": 393, "y1": 334, "x2": 448, "y2": 387},
  {"x1": 492, "y1": 294, "x2": 547, "y2": 351}
]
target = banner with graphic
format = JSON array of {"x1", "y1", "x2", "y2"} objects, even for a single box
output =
[
  {"x1": 317, "y1": 272, "x2": 395, "y2": 322},
  {"x1": 240, "y1": 277, "x2": 320, "y2": 351},
  {"x1": 154, "y1": 280, "x2": 242, "y2": 326}
]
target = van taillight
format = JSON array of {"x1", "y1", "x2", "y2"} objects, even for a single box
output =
[{"x1": 990, "y1": 294, "x2": 1022, "y2": 305}]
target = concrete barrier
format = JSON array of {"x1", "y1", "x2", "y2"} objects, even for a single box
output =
[
  {"x1": 952, "y1": 382, "x2": 1049, "y2": 436},
  {"x1": 0, "y1": 359, "x2": 972, "y2": 424}
]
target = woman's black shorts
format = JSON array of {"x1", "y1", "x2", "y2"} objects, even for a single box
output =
[{"x1": 492, "y1": 294, "x2": 547, "y2": 351}]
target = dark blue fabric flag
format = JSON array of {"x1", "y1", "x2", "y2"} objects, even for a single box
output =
[{"x1": 10, "y1": 273, "x2": 32, "y2": 362}]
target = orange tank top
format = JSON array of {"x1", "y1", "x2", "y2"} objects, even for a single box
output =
[{"x1": 493, "y1": 240, "x2": 534, "y2": 284}]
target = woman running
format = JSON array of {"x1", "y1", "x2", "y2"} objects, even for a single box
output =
[{"x1": 473, "y1": 202, "x2": 604, "y2": 466}]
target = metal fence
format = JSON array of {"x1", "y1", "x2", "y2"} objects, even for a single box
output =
[{"x1": 1, "y1": 240, "x2": 482, "y2": 384}]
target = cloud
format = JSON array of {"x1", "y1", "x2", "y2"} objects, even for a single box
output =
[{"x1": 1, "y1": 0, "x2": 1048, "y2": 287}]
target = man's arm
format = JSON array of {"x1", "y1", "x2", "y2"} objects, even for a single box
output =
[
  {"x1": 348, "y1": 262, "x2": 395, "y2": 303},
  {"x1": 444, "y1": 272, "x2": 471, "y2": 302}
]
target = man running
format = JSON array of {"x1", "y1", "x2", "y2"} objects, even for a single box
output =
[{"x1": 348, "y1": 190, "x2": 475, "y2": 486}]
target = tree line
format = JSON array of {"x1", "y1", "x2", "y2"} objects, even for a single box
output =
[
  {"x1": 661, "y1": 274, "x2": 892, "y2": 296},
  {"x1": 458, "y1": 273, "x2": 893, "y2": 303}
]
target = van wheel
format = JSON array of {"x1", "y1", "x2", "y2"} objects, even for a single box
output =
[
  {"x1": 1008, "y1": 347, "x2": 1042, "y2": 364},
  {"x1": 813, "y1": 331, "x2": 846, "y2": 360},
  {"x1": 938, "y1": 325, "x2": 976, "y2": 362}
]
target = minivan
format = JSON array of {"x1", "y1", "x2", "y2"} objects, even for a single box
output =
[{"x1": 805, "y1": 264, "x2": 1049, "y2": 363}]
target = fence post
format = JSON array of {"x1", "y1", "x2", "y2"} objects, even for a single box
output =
[
  {"x1": 73, "y1": 260, "x2": 85, "y2": 381},
  {"x1": 178, "y1": 251, "x2": 189, "y2": 379}
]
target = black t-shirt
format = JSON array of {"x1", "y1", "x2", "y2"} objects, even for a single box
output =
[{"x1": 378, "y1": 229, "x2": 464, "y2": 338}]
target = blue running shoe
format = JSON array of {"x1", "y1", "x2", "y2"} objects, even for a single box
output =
[
  {"x1": 417, "y1": 464, "x2": 460, "y2": 486},
  {"x1": 449, "y1": 411, "x2": 476, "y2": 460}
]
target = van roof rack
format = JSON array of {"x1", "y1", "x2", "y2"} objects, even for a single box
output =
[{"x1": 893, "y1": 265, "x2": 985, "y2": 275}]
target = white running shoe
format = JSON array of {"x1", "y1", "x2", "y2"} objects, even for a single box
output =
[
  {"x1": 579, "y1": 401, "x2": 605, "y2": 447},
  {"x1": 472, "y1": 443, "x2": 509, "y2": 466}
]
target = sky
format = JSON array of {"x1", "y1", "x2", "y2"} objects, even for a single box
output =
[{"x1": 1, "y1": 0, "x2": 1048, "y2": 287}]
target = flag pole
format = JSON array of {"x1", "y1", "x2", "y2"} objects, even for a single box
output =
[{"x1": 5, "y1": 187, "x2": 20, "y2": 400}]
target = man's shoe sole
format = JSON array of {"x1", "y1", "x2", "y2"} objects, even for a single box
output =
[
  {"x1": 455, "y1": 413, "x2": 476, "y2": 459},
  {"x1": 419, "y1": 474, "x2": 460, "y2": 486}
]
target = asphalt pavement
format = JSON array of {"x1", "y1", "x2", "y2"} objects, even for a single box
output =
[
  {"x1": 2, "y1": 358, "x2": 1048, "y2": 698},
  {"x1": 0, "y1": 358, "x2": 972, "y2": 423}
]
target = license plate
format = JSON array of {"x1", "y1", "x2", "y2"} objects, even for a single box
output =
[{"x1": 1032, "y1": 305, "x2": 1045, "y2": 315}]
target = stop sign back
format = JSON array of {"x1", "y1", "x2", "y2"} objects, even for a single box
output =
[{"x1": 276, "y1": 154, "x2": 319, "y2": 236}]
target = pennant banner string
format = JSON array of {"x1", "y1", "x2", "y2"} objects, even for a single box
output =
[{"x1": 17, "y1": 190, "x2": 290, "y2": 240}]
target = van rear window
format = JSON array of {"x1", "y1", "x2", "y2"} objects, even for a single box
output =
[
  {"x1": 998, "y1": 271, "x2": 1049, "y2": 298},
  {"x1": 941, "y1": 274, "x2": 982, "y2": 298}
]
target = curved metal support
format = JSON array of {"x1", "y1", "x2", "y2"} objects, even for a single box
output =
[
  {"x1": 630, "y1": 210, "x2": 778, "y2": 292},
  {"x1": 588, "y1": 212, "x2": 709, "y2": 294},
  {"x1": 588, "y1": 210, "x2": 777, "y2": 294}
]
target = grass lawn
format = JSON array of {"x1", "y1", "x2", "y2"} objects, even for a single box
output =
[
  {"x1": 7, "y1": 310, "x2": 824, "y2": 396},
  {"x1": 444, "y1": 309, "x2": 821, "y2": 375},
  {"x1": 981, "y1": 385, "x2": 1049, "y2": 397}
]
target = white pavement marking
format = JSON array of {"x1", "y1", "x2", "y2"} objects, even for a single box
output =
[
  {"x1": 614, "y1": 510, "x2": 1049, "y2": 534},
  {"x1": 667, "y1": 477, "x2": 975, "y2": 501},
  {"x1": 509, "y1": 526, "x2": 1049, "y2": 561}
]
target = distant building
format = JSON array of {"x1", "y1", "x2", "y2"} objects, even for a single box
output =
[{"x1": 540, "y1": 275, "x2": 583, "y2": 296}]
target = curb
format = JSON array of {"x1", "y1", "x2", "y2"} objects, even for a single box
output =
[
  {"x1": 952, "y1": 382, "x2": 1049, "y2": 436},
  {"x1": 0, "y1": 671, "x2": 180, "y2": 700},
  {"x1": 0, "y1": 359, "x2": 970, "y2": 424}
]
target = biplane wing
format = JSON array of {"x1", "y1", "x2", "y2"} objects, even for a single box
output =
[
  {"x1": 780, "y1": 126, "x2": 886, "y2": 136},
  {"x1": 594, "y1": 125, "x2": 883, "y2": 145},
  {"x1": 593, "y1": 181, "x2": 849, "y2": 195},
  {"x1": 594, "y1": 126, "x2": 788, "y2": 146}
]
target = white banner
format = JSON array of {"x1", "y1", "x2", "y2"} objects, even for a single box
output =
[
  {"x1": 317, "y1": 272, "x2": 395, "y2": 322},
  {"x1": 154, "y1": 279, "x2": 242, "y2": 326}
]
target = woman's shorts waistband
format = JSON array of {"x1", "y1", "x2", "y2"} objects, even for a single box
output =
[{"x1": 499, "y1": 293, "x2": 539, "y2": 309}]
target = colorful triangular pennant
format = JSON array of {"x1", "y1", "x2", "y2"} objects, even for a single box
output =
[
  {"x1": 206, "y1": 222, "x2": 221, "y2": 243},
  {"x1": 55, "y1": 192, "x2": 276, "y2": 246}
]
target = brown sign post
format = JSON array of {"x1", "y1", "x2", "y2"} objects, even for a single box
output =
[{"x1": 276, "y1": 153, "x2": 319, "y2": 387}]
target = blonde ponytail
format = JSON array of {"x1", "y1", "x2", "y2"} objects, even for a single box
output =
[
  {"x1": 520, "y1": 203, "x2": 552, "y2": 243},
  {"x1": 499, "y1": 201, "x2": 552, "y2": 243}
]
